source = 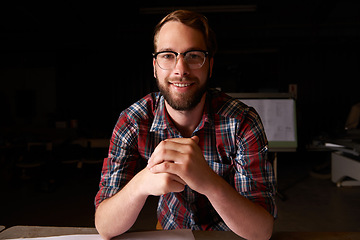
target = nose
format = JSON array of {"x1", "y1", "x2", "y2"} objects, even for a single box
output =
[{"x1": 173, "y1": 55, "x2": 190, "y2": 77}]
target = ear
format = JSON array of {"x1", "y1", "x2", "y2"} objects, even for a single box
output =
[
  {"x1": 209, "y1": 57, "x2": 214, "y2": 78},
  {"x1": 153, "y1": 58, "x2": 157, "y2": 78}
]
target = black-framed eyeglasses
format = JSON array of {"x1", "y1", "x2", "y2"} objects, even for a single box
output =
[{"x1": 152, "y1": 50, "x2": 209, "y2": 70}]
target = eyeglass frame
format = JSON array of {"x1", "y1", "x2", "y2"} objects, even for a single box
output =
[{"x1": 152, "y1": 50, "x2": 209, "y2": 70}]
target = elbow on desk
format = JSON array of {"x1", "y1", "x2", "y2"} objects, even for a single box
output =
[
  {"x1": 94, "y1": 207, "x2": 129, "y2": 240},
  {"x1": 95, "y1": 217, "x2": 125, "y2": 240},
  {"x1": 231, "y1": 216, "x2": 274, "y2": 240}
]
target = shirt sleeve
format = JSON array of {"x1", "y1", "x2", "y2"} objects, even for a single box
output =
[
  {"x1": 233, "y1": 107, "x2": 277, "y2": 218},
  {"x1": 94, "y1": 111, "x2": 140, "y2": 209}
]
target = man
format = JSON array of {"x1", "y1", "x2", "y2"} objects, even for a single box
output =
[{"x1": 95, "y1": 10, "x2": 276, "y2": 240}]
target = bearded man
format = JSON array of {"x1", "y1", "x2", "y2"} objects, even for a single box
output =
[{"x1": 95, "y1": 10, "x2": 277, "y2": 240}]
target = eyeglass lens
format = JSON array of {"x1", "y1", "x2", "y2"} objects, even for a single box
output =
[{"x1": 156, "y1": 51, "x2": 206, "y2": 70}]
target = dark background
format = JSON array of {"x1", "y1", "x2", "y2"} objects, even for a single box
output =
[
  {"x1": 1, "y1": 1, "x2": 360, "y2": 228},
  {"x1": 1, "y1": 1, "x2": 360, "y2": 142}
]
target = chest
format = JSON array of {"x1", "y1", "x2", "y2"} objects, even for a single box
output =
[{"x1": 137, "y1": 119, "x2": 238, "y2": 169}]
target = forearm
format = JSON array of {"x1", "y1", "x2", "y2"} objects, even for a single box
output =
[
  {"x1": 95, "y1": 167, "x2": 186, "y2": 240},
  {"x1": 205, "y1": 174, "x2": 274, "y2": 240},
  {"x1": 95, "y1": 172, "x2": 148, "y2": 240}
]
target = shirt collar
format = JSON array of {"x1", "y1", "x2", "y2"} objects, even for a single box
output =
[
  {"x1": 150, "y1": 92, "x2": 213, "y2": 135},
  {"x1": 194, "y1": 93, "x2": 213, "y2": 133},
  {"x1": 150, "y1": 95, "x2": 168, "y2": 132}
]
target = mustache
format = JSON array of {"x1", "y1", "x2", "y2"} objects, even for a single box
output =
[
  {"x1": 166, "y1": 76, "x2": 199, "y2": 82},
  {"x1": 154, "y1": 68, "x2": 199, "y2": 82}
]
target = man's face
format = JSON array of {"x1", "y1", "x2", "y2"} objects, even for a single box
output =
[{"x1": 153, "y1": 21, "x2": 213, "y2": 111}]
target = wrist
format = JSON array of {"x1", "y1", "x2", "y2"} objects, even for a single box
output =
[
  {"x1": 131, "y1": 168, "x2": 151, "y2": 198},
  {"x1": 199, "y1": 171, "x2": 225, "y2": 196}
]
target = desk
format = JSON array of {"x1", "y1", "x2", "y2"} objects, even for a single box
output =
[
  {"x1": 0, "y1": 226, "x2": 98, "y2": 239},
  {"x1": 0, "y1": 226, "x2": 244, "y2": 240},
  {"x1": 1, "y1": 226, "x2": 359, "y2": 240}
]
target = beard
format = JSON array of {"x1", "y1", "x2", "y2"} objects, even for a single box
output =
[{"x1": 155, "y1": 71, "x2": 209, "y2": 111}]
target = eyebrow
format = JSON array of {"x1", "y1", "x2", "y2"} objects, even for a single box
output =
[
  {"x1": 157, "y1": 47, "x2": 206, "y2": 52},
  {"x1": 157, "y1": 48, "x2": 174, "y2": 52}
]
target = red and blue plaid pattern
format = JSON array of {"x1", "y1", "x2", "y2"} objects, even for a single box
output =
[{"x1": 95, "y1": 89, "x2": 277, "y2": 230}]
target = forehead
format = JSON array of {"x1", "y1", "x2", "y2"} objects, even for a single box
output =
[{"x1": 155, "y1": 21, "x2": 206, "y2": 51}]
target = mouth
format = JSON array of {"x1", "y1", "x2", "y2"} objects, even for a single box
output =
[{"x1": 171, "y1": 82, "x2": 193, "y2": 88}]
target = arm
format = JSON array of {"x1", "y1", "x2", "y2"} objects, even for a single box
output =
[
  {"x1": 94, "y1": 110, "x2": 186, "y2": 240},
  {"x1": 202, "y1": 169, "x2": 274, "y2": 240},
  {"x1": 95, "y1": 168, "x2": 185, "y2": 240},
  {"x1": 95, "y1": 169, "x2": 148, "y2": 240},
  {"x1": 147, "y1": 136, "x2": 274, "y2": 240}
]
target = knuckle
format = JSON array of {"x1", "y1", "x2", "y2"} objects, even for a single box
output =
[
  {"x1": 163, "y1": 162, "x2": 170, "y2": 170},
  {"x1": 160, "y1": 140, "x2": 168, "y2": 148}
]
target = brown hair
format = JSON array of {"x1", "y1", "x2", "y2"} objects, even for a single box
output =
[{"x1": 153, "y1": 10, "x2": 217, "y2": 57}]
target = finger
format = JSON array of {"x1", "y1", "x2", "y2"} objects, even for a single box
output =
[
  {"x1": 147, "y1": 147, "x2": 164, "y2": 169},
  {"x1": 147, "y1": 149, "x2": 180, "y2": 169},
  {"x1": 150, "y1": 161, "x2": 180, "y2": 177},
  {"x1": 163, "y1": 138, "x2": 198, "y2": 154},
  {"x1": 164, "y1": 137, "x2": 194, "y2": 145},
  {"x1": 152, "y1": 172, "x2": 186, "y2": 194},
  {"x1": 166, "y1": 137, "x2": 200, "y2": 148},
  {"x1": 166, "y1": 177, "x2": 186, "y2": 193},
  {"x1": 191, "y1": 135, "x2": 199, "y2": 144},
  {"x1": 147, "y1": 140, "x2": 188, "y2": 168},
  {"x1": 168, "y1": 173, "x2": 187, "y2": 186},
  {"x1": 147, "y1": 140, "x2": 171, "y2": 168}
]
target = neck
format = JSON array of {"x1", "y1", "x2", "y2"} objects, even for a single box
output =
[{"x1": 165, "y1": 94, "x2": 206, "y2": 138}]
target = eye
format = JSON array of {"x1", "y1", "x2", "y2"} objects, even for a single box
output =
[
  {"x1": 159, "y1": 53, "x2": 175, "y2": 60},
  {"x1": 188, "y1": 53, "x2": 202, "y2": 59}
]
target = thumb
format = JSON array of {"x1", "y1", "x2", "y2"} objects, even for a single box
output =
[{"x1": 191, "y1": 135, "x2": 200, "y2": 144}]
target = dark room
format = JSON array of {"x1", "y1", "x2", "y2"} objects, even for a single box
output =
[{"x1": 1, "y1": 1, "x2": 360, "y2": 239}]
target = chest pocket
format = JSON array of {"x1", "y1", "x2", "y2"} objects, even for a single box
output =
[{"x1": 206, "y1": 119, "x2": 238, "y2": 178}]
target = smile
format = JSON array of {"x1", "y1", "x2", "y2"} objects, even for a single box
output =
[{"x1": 172, "y1": 83, "x2": 192, "y2": 87}]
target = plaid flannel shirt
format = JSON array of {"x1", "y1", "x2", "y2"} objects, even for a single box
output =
[{"x1": 95, "y1": 89, "x2": 277, "y2": 230}]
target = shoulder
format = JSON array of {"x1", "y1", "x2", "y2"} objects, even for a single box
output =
[
  {"x1": 122, "y1": 92, "x2": 161, "y2": 122},
  {"x1": 113, "y1": 92, "x2": 161, "y2": 135},
  {"x1": 209, "y1": 89, "x2": 258, "y2": 122}
]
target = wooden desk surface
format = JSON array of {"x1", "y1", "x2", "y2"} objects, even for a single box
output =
[
  {"x1": 0, "y1": 226, "x2": 244, "y2": 240},
  {"x1": 0, "y1": 226, "x2": 359, "y2": 240},
  {"x1": 0, "y1": 226, "x2": 98, "y2": 239}
]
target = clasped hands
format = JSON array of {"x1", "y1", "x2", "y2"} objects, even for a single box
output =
[{"x1": 142, "y1": 136, "x2": 217, "y2": 196}]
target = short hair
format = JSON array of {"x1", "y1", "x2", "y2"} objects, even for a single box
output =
[{"x1": 153, "y1": 10, "x2": 217, "y2": 57}]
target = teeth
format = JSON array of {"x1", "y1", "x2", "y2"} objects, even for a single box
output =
[{"x1": 173, "y1": 83, "x2": 191, "y2": 87}]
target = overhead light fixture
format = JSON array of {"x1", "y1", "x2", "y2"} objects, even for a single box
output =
[{"x1": 140, "y1": 5, "x2": 257, "y2": 14}]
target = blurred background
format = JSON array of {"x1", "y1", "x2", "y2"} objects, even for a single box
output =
[{"x1": 1, "y1": 1, "x2": 360, "y2": 233}]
